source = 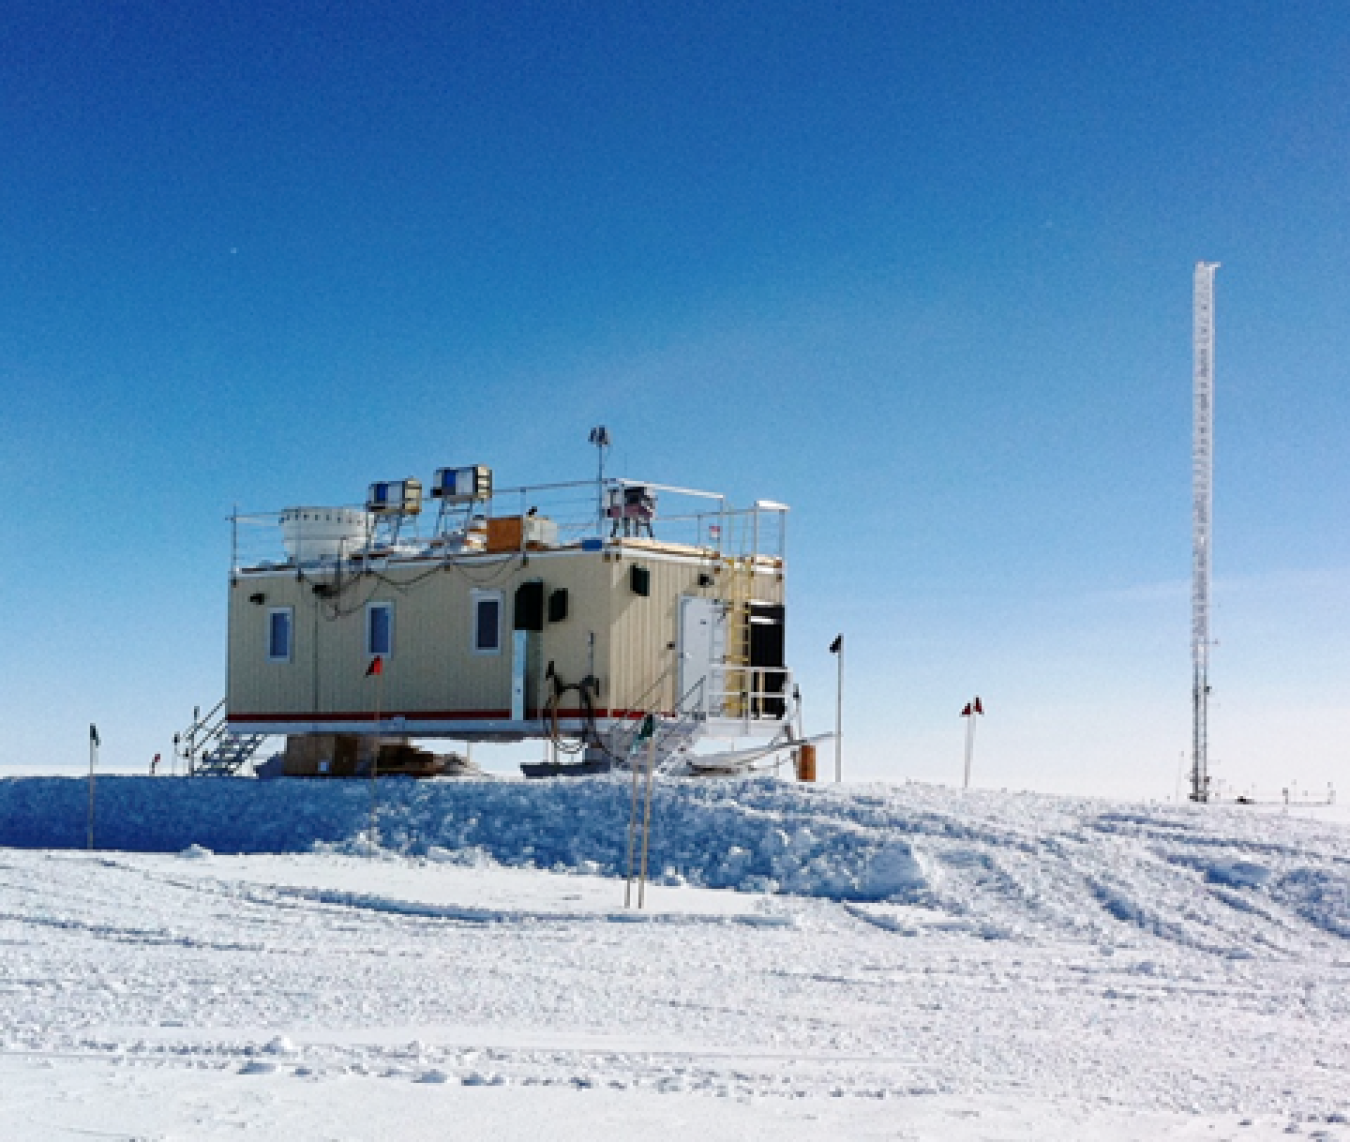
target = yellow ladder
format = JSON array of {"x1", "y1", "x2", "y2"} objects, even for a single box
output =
[{"x1": 723, "y1": 556, "x2": 755, "y2": 717}]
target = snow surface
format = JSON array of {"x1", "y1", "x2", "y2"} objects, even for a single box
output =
[{"x1": 2, "y1": 774, "x2": 1349, "y2": 1139}]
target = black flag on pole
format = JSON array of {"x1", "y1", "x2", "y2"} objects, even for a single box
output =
[
  {"x1": 89, "y1": 724, "x2": 100, "y2": 747},
  {"x1": 829, "y1": 635, "x2": 842, "y2": 654}
]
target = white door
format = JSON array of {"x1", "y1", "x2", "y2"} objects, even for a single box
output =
[{"x1": 678, "y1": 596, "x2": 726, "y2": 717}]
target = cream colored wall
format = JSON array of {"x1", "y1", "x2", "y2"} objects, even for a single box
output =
[
  {"x1": 603, "y1": 551, "x2": 785, "y2": 714},
  {"x1": 227, "y1": 548, "x2": 786, "y2": 722},
  {"x1": 606, "y1": 553, "x2": 703, "y2": 713},
  {"x1": 228, "y1": 553, "x2": 619, "y2": 718}
]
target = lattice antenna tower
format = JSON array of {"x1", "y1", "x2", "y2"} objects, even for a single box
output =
[{"x1": 1191, "y1": 261, "x2": 1219, "y2": 802}]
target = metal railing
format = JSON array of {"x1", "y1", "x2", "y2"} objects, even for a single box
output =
[
  {"x1": 606, "y1": 673, "x2": 709, "y2": 770},
  {"x1": 230, "y1": 477, "x2": 788, "y2": 573},
  {"x1": 702, "y1": 667, "x2": 794, "y2": 727},
  {"x1": 175, "y1": 700, "x2": 269, "y2": 777}
]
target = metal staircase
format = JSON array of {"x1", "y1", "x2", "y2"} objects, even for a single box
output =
[
  {"x1": 176, "y1": 700, "x2": 269, "y2": 777},
  {"x1": 632, "y1": 710, "x2": 705, "y2": 772},
  {"x1": 194, "y1": 732, "x2": 269, "y2": 777},
  {"x1": 606, "y1": 674, "x2": 708, "y2": 773}
]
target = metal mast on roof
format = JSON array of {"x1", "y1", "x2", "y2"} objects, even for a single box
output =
[
  {"x1": 588, "y1": 426, "x2": 611, "y2": 535},
  {"x1": 1191, "y1": 261, "x2": 1219, "y2": 803}
]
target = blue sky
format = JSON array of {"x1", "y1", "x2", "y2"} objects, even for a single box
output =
[{"x1": 3, "y1": 2, "x2": 1347, "y2": 800}]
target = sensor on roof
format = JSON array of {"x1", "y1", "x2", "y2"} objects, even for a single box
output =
[
  {"x1": 431, "y1": 465, "x2": 492, "y2": 504},
  {"x1": 366, "y1": 479, "x2": 423, "y2": 515}
]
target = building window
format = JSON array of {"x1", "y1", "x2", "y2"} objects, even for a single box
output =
[
  {"x1": 367, "y1": 602, "x2": 394, "y2": 658},
  {"x1": 472, "y1": 590, "x2": 503, "y2": 654},
  {"x1": 267, "y1": 608, "x2": 293, "y2": 662}
]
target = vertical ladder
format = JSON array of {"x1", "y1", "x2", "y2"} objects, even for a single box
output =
[{"x1": 722, "y1": 556, "x2": 755, "y2": 719}]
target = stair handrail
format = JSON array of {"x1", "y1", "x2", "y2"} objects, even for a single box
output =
[
  {"x1": 605, "y1": 660, "x2": 678, "y2": 756},
  {"x1": 612, "y1": 675, "x2": 707, "y2": 773},
  {"x1": 176, "y1": 699, "x2": 275, "y2": 777},
  {"x1": 175, "y1": 699, "x2": 228, "y2": 775}
]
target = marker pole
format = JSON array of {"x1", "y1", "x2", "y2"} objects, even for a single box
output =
[{"x1": 87, "y1": 726, "x2": 98, "y2": 850}]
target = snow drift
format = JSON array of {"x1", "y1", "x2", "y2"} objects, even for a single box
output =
[
  {"x1": 4, "y1": 775, "x2": 1350, "y2": 1138},
  {"x1": 3, "y1": 775, "x2": 1348, "y2": 957}
]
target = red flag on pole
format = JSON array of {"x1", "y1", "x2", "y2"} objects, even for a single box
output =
[
  {"x1": 974, "y1": 697, "x2": 984, "y2": 715},
  {"x1": 366, "y1": 656, "x2": 384, "y2": 677},
  {"x1": 960, "y1": 703, "x2": 972, "y2": 717}
]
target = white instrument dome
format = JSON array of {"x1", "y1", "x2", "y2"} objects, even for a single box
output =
[{"x1": 280, "y1": 507, "x2": 373, "y2": 560}]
